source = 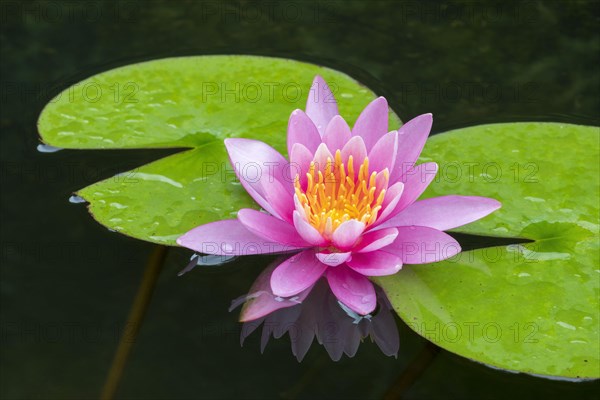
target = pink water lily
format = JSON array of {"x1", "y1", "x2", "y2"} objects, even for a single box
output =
[{"x1": 178, "y1": 76, "x2": 500, "y2": 316}]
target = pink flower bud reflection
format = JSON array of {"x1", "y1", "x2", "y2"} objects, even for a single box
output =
[{"x1": 231, "y1": 259, "x2": 399, "y2": 361}]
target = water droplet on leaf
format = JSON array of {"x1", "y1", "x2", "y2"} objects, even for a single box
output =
[
  {"x1": 37, "y1": 144, "x2": 63, "y2": 153},
  {"x1": 68, "y1": 195, "x2": 86, "y2": 204}
]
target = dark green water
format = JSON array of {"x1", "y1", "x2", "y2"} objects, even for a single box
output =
[{"x1": 1, "y1": 0, "x2": 599, "y2": 399}]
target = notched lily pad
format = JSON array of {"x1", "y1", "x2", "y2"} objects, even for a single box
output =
[
  {"x1": 37, "y1": 55, "x2": 400, "y2": 244},
  {"x1": 377, "y1": 122, "x2": 599, "y2": 379}
]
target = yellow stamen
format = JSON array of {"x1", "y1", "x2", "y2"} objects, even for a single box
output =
[{"x1": 295, "y1": 149, "x2": 389, "y2": 240}]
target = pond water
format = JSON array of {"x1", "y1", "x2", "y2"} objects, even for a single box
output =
[{"x1": 1, "y1": 1, "x2": 598, "y2": 399}]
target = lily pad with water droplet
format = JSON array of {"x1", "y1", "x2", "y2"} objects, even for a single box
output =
[
  {"x1": 376, "y1": 122, "x2": 599, "y2": 379},
  {"x1": 37, "y1": 55, "x2": 400, "y2": 244}
]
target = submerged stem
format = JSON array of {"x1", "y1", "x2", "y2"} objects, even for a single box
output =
[
  {"x1": 383, "y1": 341, "x2": 441, "y2": 399},
  {"x1": 100, "y1": 245, "x2": 168, "y2": 400}
]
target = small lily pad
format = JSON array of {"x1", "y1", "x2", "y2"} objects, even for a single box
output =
[{"x1": 376, "y1": 123, "x2": 599, "y2": 379}]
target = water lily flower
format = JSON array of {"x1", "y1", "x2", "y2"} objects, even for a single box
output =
[
  {"x1": 178, "y1": 76, "x2": 500, "y2": 316},
  {"x1": 230, "y1": 259, "x2": 399, "y2": 361}
]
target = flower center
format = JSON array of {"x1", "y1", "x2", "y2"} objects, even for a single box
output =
[{"x1": 294, "y1": 149, "x2": 388, "y2": 239}]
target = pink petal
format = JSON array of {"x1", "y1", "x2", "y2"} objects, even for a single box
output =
[
  {"x1": 374, "y1": 168, "x2": 390, "y2": 201},
  {"x1": 312, "y1": 142, "x2": 334, "y2": 172},
  {"x1": 381, "y1": 181, "x2": 404, "y2": 210},
  {"x1": 224, "y1": 138, "x2": 291, "y2": 188},
  {"x1": 260, "y1": 177, "x2": 295, "y2": 224},
  {"x1": 347, "y1": 251, "x2": 402, "y2": 276},
  {"x1": 368, "y1": 131, "x2": 398, "y2": 173},
  {"x1": 293, "y1": 211, "x2": 327, "y2": 246},
  {"x1": 383, "y1": 226, "x2": 461, "y2": 264},
  {"x1": 397, "y1": 162, "x2": 439, "y2": 209},
  {"x1": 340, "y1": 136, "x2": 367, "y2": 165},
  {"x1": 237, "y1": 209, "x2": 309, "y2": 247},
  {"x1": 289, "y1": 143, "x2": 314, "y2": 191},
  {"x1": 305, "y1": 75, "x2": 339, "y2": 136},
  {"x1": 326, "y1": 266, "x2": 376, "y2": 315},
  {"x1": 270, "y1": 250, "x2": 327, "y2": 297},
  {"x1": 351, "y1": 97, "x2": 389, "y2": 150},
  {"x1": 372, "y1": 182, "x2": 404, "y2": 227},
  {"x1": 177, "y1": 219, "x2": 300, "y2": 255},
  {"x1": 355, "y1": 228, "x2": 399, "y2": 253},
  {"x1": 373, "y1": 163, "x2": 439, "y2": 230},
  {"x1": 332, "y1": 219, "x2": 366, "y2": 250},
  {"x1": 315, "y1": 251, "x2": 352, "y2": 267},
  {"x1": 225, "y1": 138, "x2": 293, "y2": 218},
  {"x1": 239, "y1": 260, "x2": 312, "y2": 322},
  {"x1": 391, "y1": 113, "x2": 433, "y2": 179},
  {"x1": 382, "y1": 195, "x2": 501, "y2": 231},
  {"x1": 287, "y1": 109, "x2": 321, "y2": 155},
  {"x1": 293, "y1": 194, "x2": 308, "y2": 219},
  {"x1": 322, "y1": 115, "x2": 352, "y2": 152}
]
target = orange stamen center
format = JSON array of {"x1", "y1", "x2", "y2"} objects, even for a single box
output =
[{"x1": 294, "y1": 149, "x2": 389, "y2": 240}]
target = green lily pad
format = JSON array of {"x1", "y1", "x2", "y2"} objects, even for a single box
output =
[
  {"x1": 376, "y1": 123, "x2": 599, "y2": 379},
  {"x1": 37, "y1": 56, "x2": 400, "y2": 244}
]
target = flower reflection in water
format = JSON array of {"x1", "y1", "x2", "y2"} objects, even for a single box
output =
[{"x1": 231, "y1": 259, "x2": 399, "y2": 361}]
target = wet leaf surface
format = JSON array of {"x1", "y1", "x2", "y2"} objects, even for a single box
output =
[
  {"x1": 38, "y1": 55, "x2": 400, "y2": 244},
  {"x1": 376, "y1": 123, "x2": 599, "y2": 378}
]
